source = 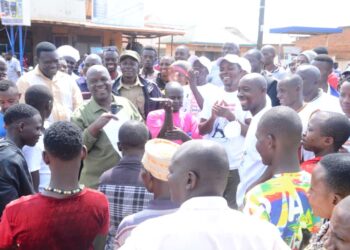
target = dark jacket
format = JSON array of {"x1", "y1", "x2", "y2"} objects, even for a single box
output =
[
  {"x1": 112, "y1": 76, "x2": 162, "y2": 118},
  {"x1": 0, "y1": 139, "x2": 35, "y2": 216},
  {"x1": 262, "y1": 71, "x2": 280, "y2": 107}
]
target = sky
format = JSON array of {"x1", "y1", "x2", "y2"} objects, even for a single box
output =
[{"x1": 144, "y1": 0, "x2": 350, "y2": 43}]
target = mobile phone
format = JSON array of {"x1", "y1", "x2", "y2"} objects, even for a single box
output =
[{"x1": 110, "y1": 103, "x2": 122, "y2": 114}]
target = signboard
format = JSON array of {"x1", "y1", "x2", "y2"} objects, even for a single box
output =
[
  {"x1": 0, "y1": 0, "x2": 30, "y2": 26},
  {"x1": 92, "y1": 0, "x2": 144, "y2": 27}
]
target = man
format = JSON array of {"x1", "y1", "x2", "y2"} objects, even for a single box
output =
[
  {"x1": 56, "y1": 45, "x2": 80, "y2": 80},
  {"x1": 115, "y1": 138, "x2": 179, "y2": 248},
  {"x1": 5, "y1": 51, "x2": 21, "y2": 83},
  {"x1": 16, "y1": 41, "x2": 83, "y2": 122},
  {"x1": 296, "y1": 65, "x2": 342, "y2": 113},
  {"x1": 121, "y1": 140, "x2": 289, "y2": 250},
  {"x1": 184, "y1": 55, "x2": 219, "y2": 118},
  {"x1": 72, "y1": 65, "x2": 142, "y2": 189},
  {"x1": 112, "y1": 50, "x2": 162, "y2": 120},
  {"x1": 103, "y1": 48, "x2": 119, "y2": 81},
  {"x1": 209, "y1": 42, "x2": 240, "y2": 87},
  {"x1": 326, "y1": 195, "x2": 350, "y2": 250},
  {"x1": 140, "y1": 46, "x2": 159, "y2": 82},
  {"x1": 0, "y1": 104, "x2": 42, "y2": 216},
  {"x1": 0, "y1": 121, "x2": 109, "y2": 249},
  {"x1": 261, "y1": 45, "x2": 287, "y2": 80},
  {"x1": 174, "y1": 45, "x2": 190, "y2": 61},
  {"x1": 155, "y1": 56, "x2": 174, "y2": 90},
  {"x1": 296, "y1": 50, "x2": 317, "y2": 67},
  {"x1": 244, "y1": 49, "x2": 280, "y2": 106},
  {"x1": 99, "y1": 121, "x2": 153, "y2": 249},
  {"x1": 22, "y1": 85, "x2": 54, "y2": 192},
  {"x1": 199, "y1": 54, "x2": 251, "y2": 208},
  {"x1": 0, "y1": 56, "x2": 8, "y2": 81},
  {"x1": 76, "y1": 53, "x2": 103, "y2": 93},
  {"x1": 244, "y1": 106, "x2": 320, "y2": 249},
  {"x1": 236, "y1": 73, "x2": 271, "y2": 207},
  {"x1": 312, "y1": 55, "x2": 339, "y2": 97},
  {"x1": 0, "y1": 80, "x2": 21, "y2": 138},
  {"x1": 58, "y1": 58, "x2": 68, "y2": 73},
  {"x1": 276, "y1": 75, "x2": 311, "y2": 131}
]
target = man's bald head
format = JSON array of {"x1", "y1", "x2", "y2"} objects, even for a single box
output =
[
  {"x1": 296, "y1": 64, "x2": 321, "y2": 99},
  {"x1": 261, "y1": 45, "x2": 276, "y2": 56},
  {"x1": 244, "y1": 49, "x2": 264, "y2": 73},
  {"x1": 175, "y1": 45, "x2": 190, "y2": 61},
  {"x1": 277, "y1": 75, "x2": 303, "y2": 108},
  {"x1": 240, "y1": 73, "x2": 267, "y2": 90},
  {"x1": 165, "y1": 81, "x2": 183, "y2": 95},
  {"x1": 86, "y1": 64, "x2": 110, "y2": 81},
  {"x1": 168, "y1": 140, "x2": 229, "y2": 205},
  {"x1": 258, "y1": 106, "x2": 302, "y2": 149},
  {"x1": 83, "y1": 54, "x2": 102, "y2": 75},
  {"x1": 222, "y1": 42, "x2": 240, "y2": 56}
]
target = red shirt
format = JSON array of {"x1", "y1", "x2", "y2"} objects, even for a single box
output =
[
  {"x1": 0, "y1": 188, "x2": 109, "y2": 250},
  {"x1": 301, "y1": 157, "x2": 322, "y2": 174}
]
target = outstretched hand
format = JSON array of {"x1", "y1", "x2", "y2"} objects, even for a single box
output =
[
  {"x1": 88, "y1": 113, "x2": 119, "y2": 138},
  {"x1": 164, "y1": 128, "x2": 191, "y2": 142}
]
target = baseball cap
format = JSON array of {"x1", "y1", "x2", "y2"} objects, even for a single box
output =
[
  {"x1": 217, "y1": 54, "x2": 251, "y2": 73},
  {"x1": 188, "y1": 55, "x2": 212, "y2": 73},
  {"x1": 142, "y1": 139, "x2": 179, "y2": 181},
  {"x1": 119, "y1": 50, "x2": 141, "y2": 64}
]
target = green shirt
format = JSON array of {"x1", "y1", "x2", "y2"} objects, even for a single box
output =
[{"x1": 71, "y1": 95, "x2": 142, "y2": 189}]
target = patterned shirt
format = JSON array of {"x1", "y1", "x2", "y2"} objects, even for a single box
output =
[
  {"x1": 244, "y1": 171, "x2": 321, "y2": 250},
  {"x1": 98, "y1": 185, "x2": 153, "y2": 250}
]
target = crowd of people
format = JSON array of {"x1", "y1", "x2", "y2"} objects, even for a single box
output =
[{"x1": 0, "y1": 40, "x2": 349, "y2": 250}]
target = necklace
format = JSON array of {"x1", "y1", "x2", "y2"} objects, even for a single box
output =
[{"x1": 44, "y1": 185, "x2": 84, "y2": 195}]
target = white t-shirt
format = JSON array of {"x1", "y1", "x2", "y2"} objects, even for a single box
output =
[
  {"x1": 236, "y1": 105, "x2": 271, "y2": 207},
  {"x1": 121, "y1": 197, "x2": 290, "y2": 250},
  {"x1": 200, "y1": 90, "x2": 249, "y2": 170},
  {"x1": 182, "y1": 84, "x2": 220, "y2": 119},
  {"x1": 6, "y1": 57, "x2": 21, "y2": 83}
]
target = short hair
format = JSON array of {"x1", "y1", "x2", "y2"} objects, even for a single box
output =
[
  {"x1": 35, "y1": 41, "x2": 57, "y2": 58},
  {"x1": 103, "y1": 47, "x2": 119, "y2": 55},
  {"x1": 142, "y1": 46, "x2": 157, "y2": 56},
  {"x1": 118, "y1": 120, "x2": 149, "y2": 149},
  {"x1": 320, "y1": 153, "x2": 350, "y2": 197},
  {"x1": 44, "y1": 121, "x2": 83, "y2": 161},
  {"x1": 245, "y1": 49, "x2": 263, "y2": 62},
  {"x1": 4, "y1": 103, "x2": 40, "y2": 126},
  {"x1": 25, "y1": 85, "x2": 53, "y2": 111},
  {"x1": 313, "y1": 55, "x2": 334, "y2": 67},
  {"x1": 258, "y1": 106, "x2": 302, "y2": 146},
  {"x1": 313, "y1": 47, "x2": 328, "y2": 55},
  {"x1": 317, "y1": 111, "x2": 350, "y2": 151},
  {"x1": 0, "y1": 79, "x2": 17, "y2": 92}
]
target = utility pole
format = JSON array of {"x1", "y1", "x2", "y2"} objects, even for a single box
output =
[{"x1": 257, "y1": 0, "x2": 265, "y2": 49}]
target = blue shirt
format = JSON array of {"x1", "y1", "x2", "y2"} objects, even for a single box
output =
[{"x1": 0, "y1": 113, "x2": 6, "y2": 138}]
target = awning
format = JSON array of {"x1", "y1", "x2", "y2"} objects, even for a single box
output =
[{"x1": 269, "y1": 26, "x2": 343, "y2": 35}]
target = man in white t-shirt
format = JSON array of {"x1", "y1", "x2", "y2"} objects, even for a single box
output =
[
  {"x1": 182, "y1": 55, "x2": 219, "y2": 119},
  {"x1": 199, "y1": 54, "x2": 251, "y2": 209},
  {"x1": 236, "y1": 73, "x2": 271, "y2": 207},
  {"x1": 5, "y1": 52, "x2": 21, "y2": 83}
]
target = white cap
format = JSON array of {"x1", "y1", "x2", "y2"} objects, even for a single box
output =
[
  {"x1": 188, "y1": 55, "x2": 212, "y2": 73},
  {"x1": 56, "y1": 45, "x2": 80, "y2": 62},
  {"x1": 217, "y1": 54, "x2": 251, "y2": 73}
]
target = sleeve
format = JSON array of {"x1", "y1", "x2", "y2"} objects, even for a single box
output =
[
  {"x1": 0, "y1": 163, "x2": 20, "y2": 217},
  {"x1": 146, "y1": 111, "x2": 162, "y2": 138},
  {"x1": 71, "y1": 78, "x2": 84, "y2": 112},
  {"x1": 71, "y1": 109, "x2": 97, "y2": 151},
  {"x1": 16, "y1": 76, "x2": 30, "y2": 103},
  {"x1": 0, "y1": 208, "x2": 15, "y2": 248},
  {"x1": 15, "y1": 60, "x2": 21, "y2": 72},
  {"x1": 243, "y1": 187, "x2": 271, "y2": 222},
  {"x1": 199, "y1": 99, "x2": 213, "y2": 120},
  {"x1": 22, "y1": 146, "x2": 41, "y2": 172}
]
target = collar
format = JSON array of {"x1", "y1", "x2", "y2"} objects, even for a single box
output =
[
  {"x1": 34, "y1": 65, "x2": 59, "y2": 82},
  {"x1": 90, "y1": 95, "x2": 119, "y2": 114},
  {"x1": 148, "y1": 199, "x2": 179, "y2": 210},
  {"x1": 117, "y1": 76, "x2": 143, "y2": 91},
  {"x1": 179, "y1": 196, "x2": 228, "y2": 211}
]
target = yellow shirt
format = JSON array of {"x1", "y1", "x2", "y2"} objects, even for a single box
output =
[
  {"x1": 17, "y1": 66, "x2": 83, "y2": 122},
  {"x1": 118, "y1": 77, "x2": 145, "y2": 119}
]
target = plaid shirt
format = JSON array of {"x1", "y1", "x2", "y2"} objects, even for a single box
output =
[{"x1": 99, "y1": 184, "x2": 153, "y2": 249}]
